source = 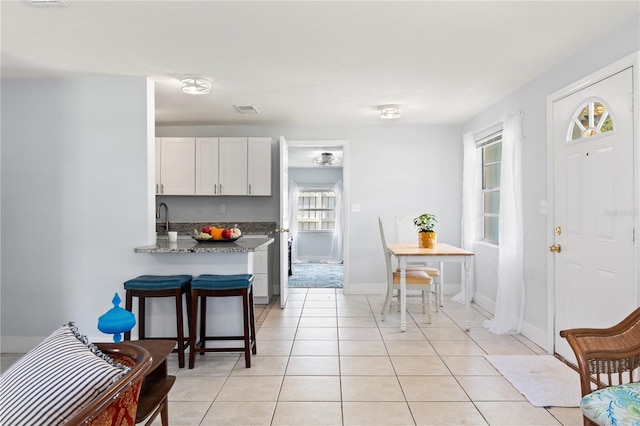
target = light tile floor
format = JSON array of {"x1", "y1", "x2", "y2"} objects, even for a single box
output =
[{"x1": 1, "y1": 289, "x2": 584, "y2": 425}]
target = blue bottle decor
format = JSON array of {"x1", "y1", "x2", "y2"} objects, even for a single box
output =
[{"x1": 98, "y1": 293, "x2": 136, "y2": 343}]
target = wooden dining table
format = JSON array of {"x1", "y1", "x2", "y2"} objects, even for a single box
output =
[{"x1": 386, "y1": 243, "x2": 475, "y2": 331}]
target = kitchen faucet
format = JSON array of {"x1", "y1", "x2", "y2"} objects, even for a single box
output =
[{"x1": 156, "y1": 202, "x2": 169, "y2": 232}]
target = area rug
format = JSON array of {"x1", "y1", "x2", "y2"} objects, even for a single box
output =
[
  {"x1": 486, "y1": 355, "x2": 582, "y2": 407},
  {"x1": 289, "y1": 264, "x2": 343, "y2": 288}
]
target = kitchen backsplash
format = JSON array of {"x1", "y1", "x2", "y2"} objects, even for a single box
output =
[{"x1": 158, "y1": 221, "x2": 277, "y2": 235}]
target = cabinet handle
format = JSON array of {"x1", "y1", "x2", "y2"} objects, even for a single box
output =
[
  {"x1": 160, "y1": 184, "x2": 164, "y2": 194},
  {"x1": 214, "y1": 184, "x2": 217, "y2": 195},
  {"x1": 249, "y1": 184, "x2": 252, "y2": 195},
  {"x1": 156, "y1": 184, "x2": 158, "y2": 194},
  {"x1": 219, "y1": 184, "x2": 222, "y2": 194}
]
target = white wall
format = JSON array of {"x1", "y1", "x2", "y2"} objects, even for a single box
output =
[
  {"x1": 6, "y1": 18, "x2": 634, "y2": 353},
  {"x1": 289, "y1": 167, "x2": 343, "y2": 185},
  {"x1": 462, "y1": 15, "x2": 640, "y2": 348},
  {"x1": 0, "y1": 86, "x2": 462, "y2": 351},
  {"x1": 157, "y1": 124, "x2": 464, "y2": 295},
  {"x1": 1, "y1": 76, "x2": 156, "y2": 351}
]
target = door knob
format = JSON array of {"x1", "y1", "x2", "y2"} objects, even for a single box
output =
[
  {"x1": 275, "y1": 228, "x2": 290, "y2": 233},
  {"x1": 549, "y1": 244, "x2": 562, "y2": 253}
]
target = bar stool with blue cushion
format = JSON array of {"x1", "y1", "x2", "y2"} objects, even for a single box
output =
[
  {"x1": 189, "y1": 274, "x2": 257, "y2": 369},
  {"x1": 123, "y1": 274, "x2": 192, "y2": 368}
]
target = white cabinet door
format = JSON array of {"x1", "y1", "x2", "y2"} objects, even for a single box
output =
[
  {"x1": 155, "y1": 138, "x2": 162, "y2": 195},
  {"x1": 195, "y1": 137, "x2": 220, "y2": 195},
  {"x1": 247, "y1": 137, "x2": 272, "y2": 196},
  {"x1": 253, "y1": 248, "x2": 269, "y2": 300},
  {"x1": 219, "y1": 137, "x2": 248, "y2": 195},
  {"x1": 159, "y1": 137, "x2": 195, "y2": 195}
]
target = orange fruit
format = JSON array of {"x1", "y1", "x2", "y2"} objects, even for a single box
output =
[{"x1": 210, "y1": 228, "x2": 224, "y2": 240}]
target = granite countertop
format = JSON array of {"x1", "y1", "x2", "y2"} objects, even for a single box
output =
[
  {"x1": 134, "y1": 236, "x2": 274, "y2": 253},
  {"x1": 157, "y1": 221, "x2": 276, "y2": 236}
]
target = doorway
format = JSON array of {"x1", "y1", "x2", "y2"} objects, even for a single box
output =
[
  {"x1": 287, "y1": 141, "x2": 349, "y2": 290},
  {"x1": 548, "y1": 58, "x2": 638, "y2": 362}
]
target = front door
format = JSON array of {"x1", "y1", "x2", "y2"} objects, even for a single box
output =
[{"x1": 552, "y1": 67, "x2": 636, "y2": 362}]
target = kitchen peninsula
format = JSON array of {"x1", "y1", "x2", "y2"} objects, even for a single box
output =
[
  {"x1": 132, "y1": 235, "x2": 273, "y2": 341},
  {"x1": 134, "y1": 236, "x2": 272, "y2": 254}
]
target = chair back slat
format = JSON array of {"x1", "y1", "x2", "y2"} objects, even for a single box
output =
[{"x1": 378, "y1": 217, "x2": 394, "y2": 284}]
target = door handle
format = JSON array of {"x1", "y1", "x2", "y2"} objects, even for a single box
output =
[
  {"x1": 274, "y1": 228, "x2": 290, "y2": 233},
  {"x1": 549, "y1": 244, "x2": 561, "y2": 253}
]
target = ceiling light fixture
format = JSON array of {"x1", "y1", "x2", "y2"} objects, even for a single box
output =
[
  {"x1": 378, "y1": 104, "x2": 402, "y2": 119},
  {"x1": 26, "y1": 0, "x2": 68, "y2": 6},
  {"x1": 314, "y1": 152, "x2": 342, "y2": 167},
  {"x1": 180, "y1": 75, "x2": 213, "y2": 95},
  {"x1": 234, "y1": 105, "x2": 259, "y2": 114}
]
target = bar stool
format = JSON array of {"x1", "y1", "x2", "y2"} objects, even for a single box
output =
[
  {"x1": 189, "y1": 274, "x2": 257, "y2": 369},
  {"x1": 123, "y1": 274, "x2": 192, "y2": 368}
]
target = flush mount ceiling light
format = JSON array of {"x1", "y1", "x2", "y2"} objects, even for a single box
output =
[
  {"x1": 234, "y1": 105, "x2": 259, "y2": 114},
  {"x1": 180, "y1": 75, "x2": 213, "y2": 95},
  {"x1": 26, "y1": 0, "x2": 68, "y2": 6},
  {"x1": 378, "y1": 104, "x2": 402, "y2": 119},
  {"x1": 314, "y1": 152, "x2": 342, "y2": 167}
]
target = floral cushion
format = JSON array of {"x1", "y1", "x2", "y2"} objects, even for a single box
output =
[{"x1": 581, "y1": 382, "x2": 640, "y2": 426}]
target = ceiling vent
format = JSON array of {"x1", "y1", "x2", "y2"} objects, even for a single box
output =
[
  {"x1": 234, "y1": 105, "x2": 259, "y2": 115},
  {"x1": 26, "y1": 0, "x2": 68, "y2": 6}
]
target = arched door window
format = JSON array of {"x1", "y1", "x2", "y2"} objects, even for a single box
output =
[{"x1": 568, "y1": 99, "x2": 614, "y2": 141}]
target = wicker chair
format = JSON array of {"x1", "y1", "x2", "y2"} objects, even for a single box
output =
[
  {"x1": 560, "y1": 307, "x2": 640, "y2": 426},
  {"x1": 66, "y1": 342, "x2": 152, "y2": 426}
]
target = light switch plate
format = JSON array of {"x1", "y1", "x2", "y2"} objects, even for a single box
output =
[
  {"x1": 351, "y1": 203, "x2": 361, "y2": 213},
  {"x1": 220, "y1": 204, "x2": 225, "y2": 213},
  {"x1": 540, "y1": 200, "x2": 547, "y2": 215}
]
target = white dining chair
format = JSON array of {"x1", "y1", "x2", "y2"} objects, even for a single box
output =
[
  {"x1": 395, "y1": 214, "x2": 442, "y2": 311},
  {"x1": 379, "y1": 217, "x2": 432, "y2": 323}
]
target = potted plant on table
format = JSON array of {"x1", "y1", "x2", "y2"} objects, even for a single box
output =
[{"x1": 413, "y1": 213, "x2": 437, "y2": 248}]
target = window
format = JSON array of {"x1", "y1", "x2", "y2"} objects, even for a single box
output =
[
  {"x1": 569, "y1": 99, "x2": 614, "y2": 141},
  {"x1": 296, "y1": 190, "x2": 336, "y2": 231},
  {"x1": 480, "y1": 133, "x2": 502, "y2": 244}
]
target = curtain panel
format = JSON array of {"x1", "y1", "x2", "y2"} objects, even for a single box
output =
[{"x1": 484, "y1": 111, "x2": 525, "y2": 334}]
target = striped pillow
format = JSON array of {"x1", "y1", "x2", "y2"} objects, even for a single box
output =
[{"x1": 0, "y1": 322, "x2": 130, "y2": 426}]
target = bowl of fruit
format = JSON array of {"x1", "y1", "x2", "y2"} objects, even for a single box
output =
[{"x1": 193, "y1": 224, "x2": 242, "y2": 242}]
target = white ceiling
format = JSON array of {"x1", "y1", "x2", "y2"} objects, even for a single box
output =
[{"x1": 1, "y1": 1, "x2": 638, "y2": 127}]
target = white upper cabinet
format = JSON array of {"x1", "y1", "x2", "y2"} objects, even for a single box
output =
[
  {"x1": 158, "y1": 137, "x2": 195, "y2": 195},
  {"x1": 219, "y1": 137, "x2": 248, "y2": 195},
  {"x1": 248, "y1": 137, "x2": 272, "y2": 196},
  {"x1": 155, "y1": 138, "x2": 162, "y2": 194},
  {"x1": 195, "y1": 138, "x2": 220, "y2": 195},
  {"x1": 156, "y1": 136, "x2": 272, "y2": 197}
]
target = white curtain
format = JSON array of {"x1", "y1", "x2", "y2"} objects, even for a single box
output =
[
  {"x1": 329, "y1": 180, "x2": 344, "y2": 263},
  {"x1": 453, "y1": 132, "x2": 481, "y2": 304},
  {"x1": 288, "y1": 180, "x2": 300, "y2": 263},
  {"x1": 484, "y1": 111, "x2": 525, "y2": 334}
]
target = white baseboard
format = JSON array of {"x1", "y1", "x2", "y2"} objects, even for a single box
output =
[
  {"x1": 521, "y1": 320, "x2": 551, "y2": 353},
  {"x1": 471, "y1": 291, "x2": 496, "y2": 314}
]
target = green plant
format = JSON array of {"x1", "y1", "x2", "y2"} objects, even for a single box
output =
[{"x1": 413, "y1": 213, "x2": 437, "y2": 233}]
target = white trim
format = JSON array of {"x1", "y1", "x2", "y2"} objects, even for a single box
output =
[
  {"x1": 286, "y1": 140, "x2": 351, "y2": 294},
  {"x1": 472, "y1": 291, "x2": 496, "y2": 315},
  {"x1": 521, "y1": 320, "x2": 551, "y2": 354},
  {"x1": 473, "y1": 120, "x2": 504, "y2": 141},
  {"x1": 546, "y1": 51, "x2": 640, "y2": 355}
]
